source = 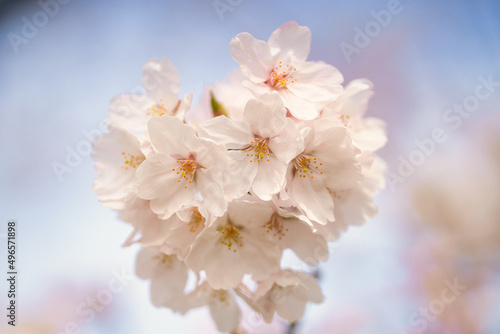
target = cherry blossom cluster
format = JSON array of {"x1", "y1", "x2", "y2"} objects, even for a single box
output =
[{"x1": 92, "y1": 22, "x2": 387, "y2": 332}]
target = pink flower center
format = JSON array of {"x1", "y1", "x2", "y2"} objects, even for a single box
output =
[
  {"x1": 264, "y1": 213, "x2": 288, "y2": 240},
  {"x1": 266, "y1": 61, "x2": 298, "y2": 89},
  {"x1": 294, "y1": 154, "x2": 323, "y2": 179},
  {"x1": 209, "y1": 290, "x2": 230, "y2": 305},
  {"x1": 188, "y1": 208, "x2": 205, "y2": 233},
  {"x1": 339, "y1": 114, "x2": 351, "y2": 127},
  {"x1": 244, "y1": 138, "x2": 271, "y2": 163},
  {"x1": 153, "y1": 253, "x2": 174, "y2": 268},
  {"x1": 121, "y1": 152, "x2": 145, "y2": 170},
  {"x1": 218, "y1": 223, "x2": 243, "y2": 252},
  {"x1": 146, "y1": 99, "x2": 181, "y2": 117},
  {"x1": 172, "y1": 158, "x2": 198, "y2": 189}
]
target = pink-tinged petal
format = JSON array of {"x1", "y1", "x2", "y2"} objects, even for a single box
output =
[
  {"x1": 149, "y1": 257, "x2": 188, "y2": 308},
  {"x1": 268, "y1": 21, "x2": 311, "y2": 62},
  {"x1": 135, "y1": 154, "x2": 178, "y2": 198},
  {"x1": 147, "y1": 116, "x2": 196, "y2": 157},
  {"x1": 138, "y1": 132, "x2": 156, "y2": 158},
  {"x1": 244, "y1": 93, "x2": 287, "y2": 139},
  {"x1": 279, "y1": 89, "x2": 320, "y2": 120},
  {"x1": 186, "y1": 207, "x2": 280, "y2": 289},
  {"x1": 198, "y1": 116, "x2": 253, "y2": 149},
  {"x1": 353, "y1": 117, "x2": 387, "y2": 152},
  {"x1": 253, "y1": 273, "x2": 278, "y2": 300},
  {"x1": 161, "y1": 208, "x2": 205, "y2": 260},
  {"x1": 196, "y1": 169, "x2": 227, "y2": 217},
  {"x1": 252, "y1": 157, "x2": 288, "y2": 201},
  {"x1": 135, "y1": 154, "x2": 196, "y2": 218},
  {"x1": 209, "y1": 291, "x2": 241, "y2": 333},
  {"x1": 119, "y1": 196, "x2": 174, "y2": 247},
  {"x1": 135, "y1": 247, "x2": 160, "y2": 279},
  {"x1": 108, "y1": 94, "x2": 156, "y2": 133},
  {"x1": 333, "y1": 187, "x2": 378, "y2": 230},
  {"x1": 324, "y1": 79, "x2": 373, "y2": 118},
  {"x1": 175, "y1": 91, "x2": 194, "y2": 121},
  {"x1": 186, "y1": 226, "x2": 246, "y2": 289},
  {"x1": 290, "y1": 174, "x2": 334, "y2": 225},
  {"x1": 279, "y1": 219, "x2": 329, "y2": 265},
  {"x1": 318, "y1": 152, "x2": 361, "y2": 190},
  {"x1": 230, "y1": 32, "x2": 273, "y2": 82},
  {"x1": 242, "y1": 228, "x2": 281, "y2": 282},
  {"x1": 213, "y1": 68, "x2": 255, "y2": 121},
  {"x1": 243, "y1": 80, "x2": 273, "y2": 97},
  {"x1": 142, "y1": 57, "x2": 181, "y2": 101},
  {"x1": 257, "y1": 270, "x2": 323, "y2": 323},
  {"x1": 177, "y1": 282, "x2": 212, "y2": 314},
  {"x1": 275, "y1": 293, "x2": 307, "y2": 323},
  {"x1": 149, "y1": 185, "x2": 196, "y2": 220},
  {"x1": 224, "y1": 150, "x2": 259, "y2": 201},
  {"x1": 309, "y1": 121, "x2": 362, "y2": 190},
  {"x1": 228, "y1": 200, "x2": 273, "y2": 228},
  {"x1": 284, "y1": 272, "x2": 323, "y2": 304},
  {"x1": 287, "y1": 61, "x2": 344, "y2": 102},
  {"x1": 92, "y1": 124, "x2": 143, "y2": 209},
  {"x1": 362, "y1": 155, "x2": 387, "y2": 194},
  {"x1": 191, "y1": 137, "x2": 229, "y2": 170},
  {"x1": 268, "y1": 118, "x2": 303, "y2": 163}
]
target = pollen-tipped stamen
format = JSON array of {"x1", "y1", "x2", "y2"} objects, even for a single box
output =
[{"x1": 294, "y1": 154, "x2": 324, "y2": 179}]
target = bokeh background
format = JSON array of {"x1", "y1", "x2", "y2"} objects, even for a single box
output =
[{"x1": 1, "y1": 0, "x2": 499, "y2": 333}]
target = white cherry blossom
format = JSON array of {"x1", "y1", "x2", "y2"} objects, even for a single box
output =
[
  {"x1": 92, "y1": 21, "x2": 388, "y2": 332},
  {"x1": 92, "y1": 123, "x2": 145, "y2": 210},
  {"x1": 159, "y1": 205, "x2": 208, "y2": 260},
  {"x1": 252, "y1": 270, "x2": 323, "y2": 323},
  {"x1": 261, "y1": 200, "x2": 329, "y2": 265},
  {"x1": 315, "y1": 153, "x2": 386, "y2": 241},
  {"x1": 109, "y1": 57, "x2": 193, "y2": 133},
  {"x1": 230, "y1": 21, "x2": 343, "y2": 120},
  {"x1": 135, "y1": 247, "x2": 188, "y2": 310},
  {"x1": 287, "y1": 119, "x2": 362, "y2": 225},
  {"x1": 180, "y1": 281, "x2": 241, "y2": 333},
  {"x1": 199, "y1": 93, "x2": 301, "y2": 201},
  {"x1": 135, "y1": 116, "x2": 228, "y2": 219},
  {"x1": 322, "y1": 79, "x2": 387, "y2": 152},
  {"x1": 185, "y1": 200, "x2": 281, "y2": 289}
]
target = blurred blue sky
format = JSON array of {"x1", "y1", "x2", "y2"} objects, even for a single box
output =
[{"x1": 1, "y1": 0, "x2": 499, "y2": 333}]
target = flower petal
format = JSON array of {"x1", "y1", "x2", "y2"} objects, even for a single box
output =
[
  {"x1": 268, "y1": 21, "x2": 311, "y2": 62},
  {"x1": 279, "y1": 88, "x2": 320, "y2": 120},
  {"x1": 244, "y1": 93, "x2": 287, "y2": 139},
  {"x1": 198, "y1": 116, "x2": 253, "y2": 150},
  {"x1": 230, "y1": 32, "x2": 273, "y2": 82},
  {"x1": 92, "y1": 124, "x2": 143, "y2": 209},
  {"x1": 290, "y1": 174, "x2": 334, "y2": 225},
  {"x1": 209, "y1": 290, "x2": 241, "y2": 333},
  {"x1": 142, "y1": 57, "x2": 181, "y2": 101},
  {"x1": 108, "y1": 94, "x2": 156, "y2": 133},
  {"x1": 268, "y1": 118, "x2": 303, "y2": 163},
  {"x1": 135, "y1": 154, "x2": 196, "y2": 218},
  {"x1": 147, "y1": 116, "x2": 197, "y2": 157},
  {"x1": 280, "y1": 218, "x2": 329, "y2": 265},
  {"x1": 252, "y1": 156, "x2": 288, "y2": 201},
  {"x1": 287, "y1": 61, "x2": 344, "y2": 102}
]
